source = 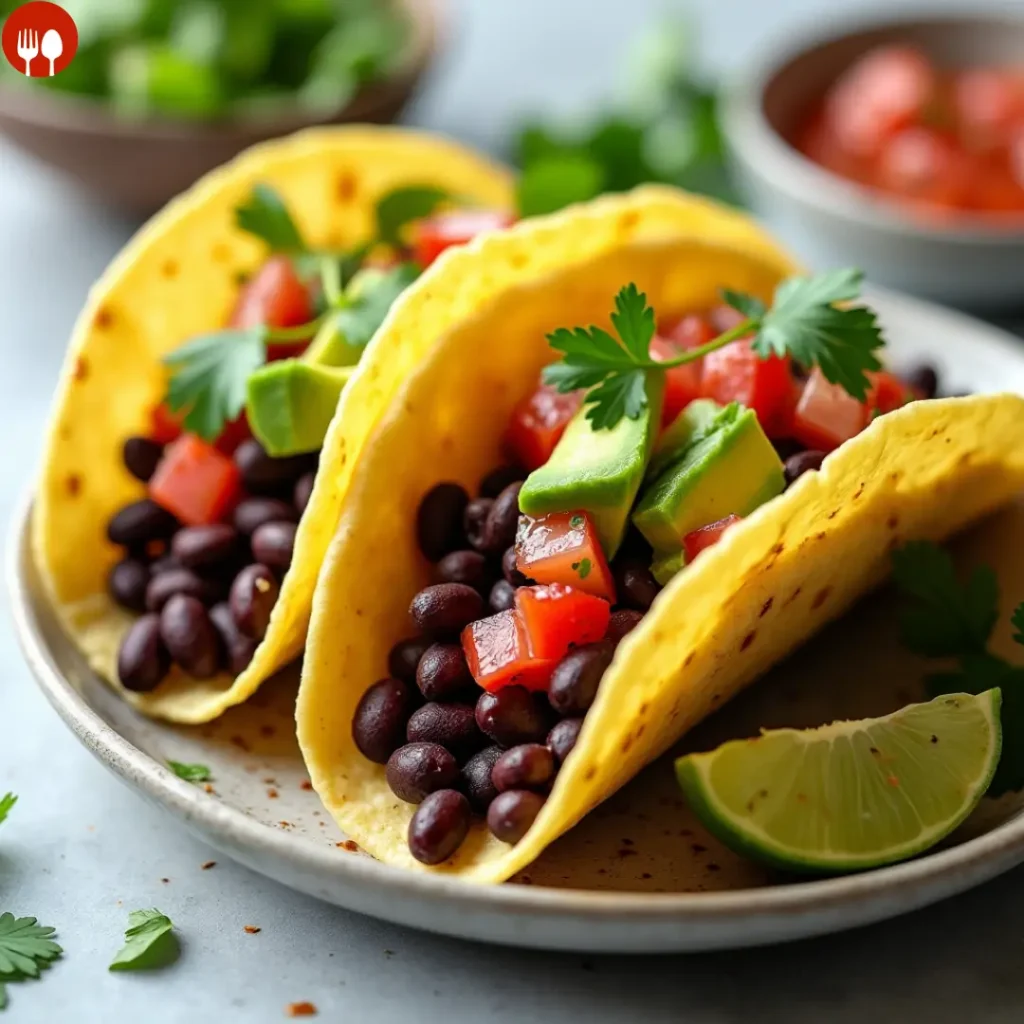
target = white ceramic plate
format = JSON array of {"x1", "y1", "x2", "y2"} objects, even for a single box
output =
[{"x1": 12, "y1": 286, "x2": 1024, "y2": 954}]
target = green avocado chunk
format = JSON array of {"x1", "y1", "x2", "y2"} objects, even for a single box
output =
[
  {"x1": 246, "y1": 361, "x2": 353, "y2": 457},
  {"x1": 633, "y1": 404, "x2": 784, "y2": 556},
  {"x1": 647, "y1": 398, "x2": 722, "y2": 482},
  {"x1": 518, "y1": 372, "x2": 664, "y2": 557},
  {"x1": 650, "y1": 550, "x2": 685, "y2": 587}
]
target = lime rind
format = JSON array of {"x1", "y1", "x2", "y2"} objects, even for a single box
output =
[{"x1": 675, "y1": 690, "x2": 1002, "y2": 873}]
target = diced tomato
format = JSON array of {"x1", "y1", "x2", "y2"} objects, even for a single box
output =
[
  {"x1": 515, "y1": 511, "x2": 616, "y2": 603},
  {"x1": 149, "y1": 434, "x2": 242, "y2": 526},
  {"x1": 708, "y1": 304, "x2": 748, "y2": 334},
  {"x1": 953, "y1": 68, "x2": 1023, "y2": 152},
  {"x1": 700, "y1": 340, "x2": 792, "y2": 434},
  {"x1": 650, "y1": 335, "x2": 702, "y2": 426},
  {"x1": 150, "y1": 403, "x2": 184, "y2": 445},
  {"x1": 504, "y1": 382, "x2": 582, "y2": 472},
  {"x1": 663, "y1": 313, "x2": 715, "y2": 351},
  {"x1": 874, "y1": 127, "x2": 972, "y2": 208},
  {"x1": 826, "y1": 46, "x2": 936, "y2": 159},
  {"x1": 683, "y1": 514, "x2": 743, "y2": 563},
  {"x1": 461, "y1": 610, "x2": 557, "y2": 693},
  {"x1": 231, "y1": 255, "x2": 314, "y2": 360},
  {"x1": 213, "y1": 414, "x2": 252, "y2": 456},
  {"x1": 413, "y1": 210, "x2": 515, "y2": 268},
  {"x1": 865, "y1": 371, "x2": 919, "y2": 417},
  {"x1": 791, "y1": 369, "x2": 867, "y2": 452},
  {"x1": 514, "y1": 584, "x2": 611, "y2": 661}
]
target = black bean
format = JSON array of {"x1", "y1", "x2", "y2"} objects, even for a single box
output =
[
  {"x1": 548, "y1": 642, "x2": 613, "y2": 716},
  {"x1": 232, "y1": 497, "x2": 297, "y2": 536},
  {"x1": 388, "y1": 636, "x2": 431, "y2": 684},
  {"x1": 416, "y1": 644, "x2": 473, "y2": 701},
  {"x1": 479, "y1": 482, "x2": 522, "y2": 554},
  {"x1": 416, "y1": 483, "x2": 469, "y2": 561},
  {"x1": 606, "y1": 609, "x2": 644, "y2": 647},
  {"x1": 461, "y1": 745, "x2": 502, "y2": 811},
  {"x1": 117, "y1": 614, "x2": 170, "y2": 692},
  {"x1": 615, "y1": 562, "x2": 660, "y2": 611},
  {"x1": 122, "y1": 436, "x2": 163, "y2": 483},
  {"x1": 252, "y1": 520, "x2": 297, "y2": 571},
  {"x1": 409, "y1": 583, "x2": 483, "y2": 638},
  {"x1": 352, "y1": 678, "x2": 417, "y2": 764},
  {"x1": 487, "y1": 789, "x2": 545, "y2": 844},
  {"x1": 234, "y1": 439, "x2": 316, "y2": 493},
  {"x1": 148, "y1": 554, "x2": 181, "y2": 575},
  {"x1": 145, "y1": 567, "x2": 219, "y2": 612},
  {"x1": 408, "y1": 789, "x2": 470, "y2": 865},
  {"x1": 501, "y1": 546, "x2": 526, "y2": 586},
  {"x1": 489, "y1": 579, "x2": 516, "y2": 612},
  {"x1": 171, "y1": 524, "x2": 239, "y2": 569},
  {"x1": 107, "y1": 499, "x2": 179, "y2": 546},
  {"x1": 436, "y1": 549, "x2": 491, "y2": 592},
  {"x1": 108, "y1": 558, "x2": 149, "y2": 613},
  {"x1": 159, "y1": 594, "x2": 222, "y2": 678},
  {"x1": 463, "y1": 497, "x2": 494, "y2": 551},
  {"x1": 905, "y1": 363, "x2": 939, "y2": 400},
  {"x1": 209, "y1": 602, "x2": 258, "y2": 675},
  {"x1": 492, "y1": 744, "x2": 555, "y2": 792},
  {"x1": 772, "y1": 437, "x2": 804, "y2": 462},
  {"x1": 229, "y1": 563, "x2": 279, "y2": 640},
  {"x1": 386, "y1": 742, "x2": 459, "y2": 804},
  {"x1": 293, "y1": 471, "x2": 316, "y2": 515},
  {"x1": 783, "y1": 450, "x2": 826, "y2": 487},
  {"x1": 547, "y1": 718, "x2": 584, "y2": 765},
  {"x1": 476, "y1": 686, "x2": 551, "y2": 747},
  {"x1": 480, "y1": 465, "x2": 525, "y2": 499},
  {"x1": 407, "y1": 702, "x2": 485, "y2": 760}
]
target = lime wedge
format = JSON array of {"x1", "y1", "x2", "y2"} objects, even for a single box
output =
[{"x1": 676, "y1": 691, "x2": 1002, "y2": 872}]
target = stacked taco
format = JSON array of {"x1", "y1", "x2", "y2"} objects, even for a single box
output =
[
  {"x1": 33, "y1": 126, "x2": 514, "y2": 724},
  {"x1": 296, "y1": 187, "x2": 1024, "y2": 881}
]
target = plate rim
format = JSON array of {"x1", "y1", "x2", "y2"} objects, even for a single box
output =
[{"x1": 14, "y1": 286, "x2": 1024, "y2": 950}]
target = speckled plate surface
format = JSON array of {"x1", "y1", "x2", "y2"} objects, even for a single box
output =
[{"x1": 12, "y1": 287, "x2": 1024, "y2": 953}]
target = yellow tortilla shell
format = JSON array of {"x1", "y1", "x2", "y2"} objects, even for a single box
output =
[
  {"x1": 33, "y1": 126, "x2": 514, "y2": 724},
  {"x1": 297, "y1": 186, "x2": 1024, "y2": 882}
]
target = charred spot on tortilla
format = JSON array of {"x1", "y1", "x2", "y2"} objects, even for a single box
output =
[
  {"x1": 93, "y1": 307, "x2": 113, "y2": 330},
  {"x1": 759, "y1": 597, "x2": 774, "y2": 617},
  {"x1": 336, "y1": 171, "x2": 358, "y2": 203},
  {"x1": 740, "y1": 631, "x2": 757, "y2": 652},
  {"x1": 161, "y1": 259, "x2": 179, "y2": 279},
  {"x1": 812, "y1": 587, "x2": 832, "y2": 610},
  {"x1": 73, "y1": 356, "x2": 89, "y2": 381}
]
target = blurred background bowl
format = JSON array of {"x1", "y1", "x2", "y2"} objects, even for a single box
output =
[
  {"x1": 0, "y1": 0, "x2": 441, "y2": 215},
  {"x1": 722, "y1": 11, "x2": 1024, "y2": 310}
]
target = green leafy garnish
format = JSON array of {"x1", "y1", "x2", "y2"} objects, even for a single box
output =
[
  {"x1": 569, "y1": 515, "x2": 585, "y2": 528},
  {"x1": 109, "y1": 910, "x2": 179, "y2": 972},
  {"x1": 516, "y1": 155, "x2": 604, "y2": 218},
  {"x1": 543, "y1": 271, "x2": 885, "y2": 431},
  {"x1": 576, "y1": 558, "x2": 593, "y2": 580},
  {"x1": 334, "y1": 263, "x2": 420, "y2": 350},
  {"x1": 235, "y1": 184, "x2": 307, "y2": 253},
  {"x1": 0, "y1": 913, "x2": 62, "y2": 1010},
  {"x1": 893, "y1": 542, "x2": 1024, "y2": 795},
  {"x1": 168, "y1": 762, "x2": 211, "y2": 784},
  {"x1": 375, "y1": 186, "x2": 449, "y2": 248},
  {"x1": 0, "y1": 794, "x2": 15, "y2": 827}
]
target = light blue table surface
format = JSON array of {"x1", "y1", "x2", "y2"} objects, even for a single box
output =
[{"x1": 4, "y1": 0, "x2": 1024, "y2": 1020}]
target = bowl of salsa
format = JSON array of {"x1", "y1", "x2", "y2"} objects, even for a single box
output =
[{"x1": 721, "y1": 12, "x2": 1024, "y2": 309}]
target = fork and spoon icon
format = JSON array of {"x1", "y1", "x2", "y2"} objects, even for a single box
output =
[{"x1": 15, "y1": 27, "x2": 63, "y2": 76}]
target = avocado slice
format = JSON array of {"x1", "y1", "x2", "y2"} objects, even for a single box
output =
[
  {"x1": 633, "y1": 404, "x2": 784, "y2": 555},
  {"x1": 246, "y1": 361, "x2": 353, "y2": 457},
  {"x1": 647, "y1": 398, "x2": 722, "y2": 482},
  {"x1": 650, "y1": 550, "x2": 685, "y2": 586},
  {"x1": 518, "y1": 372, "x2": 664, "y2": 557}
]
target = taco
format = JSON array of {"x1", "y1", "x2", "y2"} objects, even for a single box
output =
[
  {"x1": 296, "y1": 185, "x2": 1024, "y2": 882},
  {"x1": 33, "y1": 126, "x2": 514, "y2": 725}
]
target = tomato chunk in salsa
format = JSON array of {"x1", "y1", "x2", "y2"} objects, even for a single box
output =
[
  {"x1": 413, "y1": 210, "x2": 515, "y2": 268},
  {"x1": 683, "y1": 514, "x2": 743, "y2": 563},
  {"x1": 514, "y1": 584, "x2": 610, "y2": 661},
  {"x1": 461, "y1": 608, "x2": 556, "y2": 693},
  {"x1": 504, "y1": 383, "x2": 582, "y2": 472},
  {"x1": 149, "y1": 434, "x2": 241, "y2": 526},
  {"x1": 515, "y1": 510, "x2": 616, "y2": 603}
]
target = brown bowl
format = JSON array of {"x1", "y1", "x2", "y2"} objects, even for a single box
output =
[{"x1": 0, "y1": 0, "x2": 443, "y2": 214}]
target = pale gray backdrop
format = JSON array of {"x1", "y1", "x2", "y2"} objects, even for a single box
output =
[{"x1": 3, "y1": 0, "x2": 1023, "y2": 1021}]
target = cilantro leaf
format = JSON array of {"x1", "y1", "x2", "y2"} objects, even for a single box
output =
[
  {"x1": 584, "y1": 370, "x2": 649, "y2": 431},
  {"x1": 610, "y1": 284, "x2": 656, "y2": 363},
  {"x1": 235, "y1": 184, "x2": 307, "y2": 253},
  {"x1": 110, "y1": 909, "x2": 179, "y2": 972},
  {"x1": 1013, "y1": 602, "x2": 1024, "y2": 646},
  {"x1": 334, "y1": 263, "x2": 420, "y2": 350},
  {"x1": 751, "y1": 269, "x2": 884, "y2": 400},
  {"x1": 168, "y1": 762, "x2": 211, "y2": 783},
  {"x1": 516, "y1": 154, "x2": 604, "y2": 218},
  {"x1": 0, "y1": 794, "x2": 15, "y2": 827},
  {"x1": 721, "y1": 288, "x2": 766, "y2": 320},
  {"x1": 0, "y1": 915, "x2": 61, "y2": 978},
  {"x1": 892, "y1": 542, "x2": 998, "y2": 658},
  {"x1": 164, "y1": 328, "x2": 267, "y2": 441},
  {"x1": 375, "y1": 186, "x2": 449, "y2": 247}
]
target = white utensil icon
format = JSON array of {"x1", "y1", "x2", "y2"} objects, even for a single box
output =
[
  {"x1": 16, "y1": 28, "x2": 38, "y2": 76},
  {"x1": 41, "y1": 29, "x2": 62, "y2": 76}
]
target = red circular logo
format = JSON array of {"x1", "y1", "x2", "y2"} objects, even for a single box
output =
[{"x1": 2, "y1": 2, "x2": 77, "y2": 78}]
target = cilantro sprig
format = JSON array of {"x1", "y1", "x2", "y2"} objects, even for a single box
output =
[
  {"x1": 893, "y1": 541, "x2": 1024, "y2": 796},
  {"x1": 109, "y1": 909, "x2": 179, "y2": 972},
  {"x1": 0, "y1": 914, "x2": 62, "y2": 1011},
  {"x1": 0, "y1": 794, "x2": 15, "y2": 827},
  {"x1": 167, "y1": 762, "x2": 211, "y2": 784},
  {"x1": 234, "y1": 184, "x2": 308, "y2": 254},
  {"x1": 543, "y1": 269, "x2": 885, "y2": 431}
]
